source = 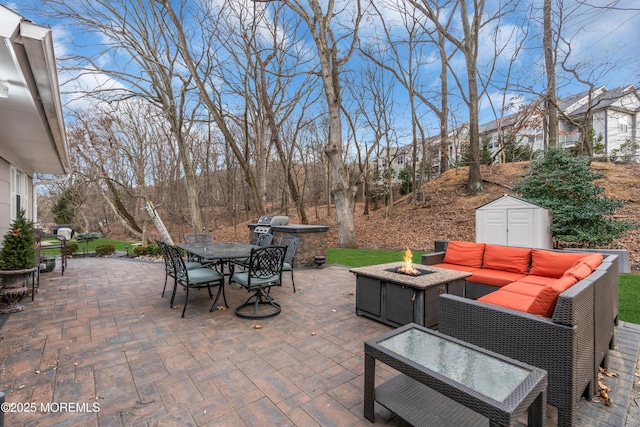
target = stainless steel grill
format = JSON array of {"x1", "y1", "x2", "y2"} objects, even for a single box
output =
[{"x1": 254, "y1": 216, "x2": 289, "y2": 234}]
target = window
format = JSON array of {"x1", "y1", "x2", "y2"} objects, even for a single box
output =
[
  {"x1": 397, "y1": 156, "x2": 404, "y2": 165},
  {"x1": 618, "y1": 117, "x2": 628, "y2": 134},
  {"x1": 10, "y1": 167, "x2": 27, "y2": 220}
]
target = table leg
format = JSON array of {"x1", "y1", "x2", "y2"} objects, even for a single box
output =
[
  {"x1": 364, "y1": 353, "x2": 375, "y2": 422},
  {"x1": 528, "y1": 389, "x2": 547, "y2": 427}
]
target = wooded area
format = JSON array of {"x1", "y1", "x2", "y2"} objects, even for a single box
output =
[{"x1": 30, "y1": 0, "x2": 635, "y2": 245}]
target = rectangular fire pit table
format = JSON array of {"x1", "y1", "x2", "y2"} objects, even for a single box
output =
[
  {"x1": 350, "y1": 262, "x2": 471, "y2": 328},
  {"x1": 364, "y1": 323, "x2": 548, "y2": 426}
]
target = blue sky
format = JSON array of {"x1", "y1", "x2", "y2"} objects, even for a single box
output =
[{"x1": 6, "y1": 0, "x2": 640, "y2": 144}]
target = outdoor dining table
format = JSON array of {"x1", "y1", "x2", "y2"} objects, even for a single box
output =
[
  {"x1": 179, "y1": 241, "x2": 258, "y2": 282},
  {"x1": 180, "y1": 241, "x2": 257, "y2": 263},
  {"x1": 179, "y1": 242, "x2": 259, "y2": 311}
]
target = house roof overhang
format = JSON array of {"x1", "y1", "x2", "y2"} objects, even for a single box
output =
[{"x1": 0, "y1": 6, "x2": 70, "y2": 175}]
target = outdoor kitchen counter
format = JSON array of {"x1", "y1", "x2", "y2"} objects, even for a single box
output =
[{"x1": 350, "y1": 262, "x2": 471, "y2": 329}]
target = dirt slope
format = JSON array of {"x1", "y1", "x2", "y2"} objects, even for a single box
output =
[{"x1": 215, "y1": 162, "x2": 640, "y2": 270}]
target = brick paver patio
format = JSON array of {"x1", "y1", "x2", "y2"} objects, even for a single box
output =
[{"x1": 1, "y1": 256, "x2": 638, "y2": 426}]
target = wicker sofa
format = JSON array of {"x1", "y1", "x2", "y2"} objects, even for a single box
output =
[{"x1": 423, "y1": 241, "x2": 619, "y2": 427}]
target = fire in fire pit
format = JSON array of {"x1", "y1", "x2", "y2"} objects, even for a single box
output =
[{"x1": 396, "y1": 248, "x2": 420, "y2": 276}]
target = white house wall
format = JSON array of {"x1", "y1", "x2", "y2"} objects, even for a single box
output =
[
  {"x1": 0, "y1": 158, "x2": 10, "y2": 236},
  {"x1": 0, "y1": 156, "x2": 36, "y2": 237}
]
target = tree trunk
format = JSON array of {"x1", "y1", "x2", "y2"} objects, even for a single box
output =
[
  {"x1": 544, "y1": 0, "x2": 558, "y2": 147},
  {"x1": 466, "y1": 58, "x2": 483, "y2": 194}
]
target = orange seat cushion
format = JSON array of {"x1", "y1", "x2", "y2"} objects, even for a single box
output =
[
  {"x1": 501, "y1": 282, "x2": 547, "y2": 297},
  {"x1": 528, "y1": 276, "x2": 579, "y2": 317},
  {"x1": 482, "y1": 244, "x2": 532, "y2": 274},
  {"x1": 529, "y1": 250, "x2": 588, "y2": 278},
  {"x1": 515, "y1": 275, "x2": 561, "y2": 287},
  {"x1": 478, "y1": 290, "x2": 535, "y2": 313},
  {"x1": 442, "y1": 241, "x2": 486, "y2": 268},
  {"x1": 432, "y1": 263, "x2": 480, "y2": 273},
  {"x1": 467, "y1": 269, "x2": 527, "y2": 287}
]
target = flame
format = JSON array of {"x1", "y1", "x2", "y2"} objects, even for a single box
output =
[{"x1": 397, "y1": 248, "x2": 419, "y2": 275}]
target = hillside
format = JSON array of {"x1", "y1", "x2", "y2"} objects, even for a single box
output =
[{"x1": 215, "y1": 161, "x2": 640, "y2": 271}]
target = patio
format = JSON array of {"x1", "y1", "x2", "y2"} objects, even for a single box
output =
[{"x1": 1, "y1": 257, "x2": 639, "y2": 426}]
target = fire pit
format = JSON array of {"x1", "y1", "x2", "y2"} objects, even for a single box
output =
[
  {"x1": 350, "y1": 258, "x2": 471, "y2": 329},
  {"x1": 385, "y1": 267, "x2": 434, "y2": 276}
]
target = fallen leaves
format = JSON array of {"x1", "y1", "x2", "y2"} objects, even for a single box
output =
[
  {"x1": 595, "y1": 367, "x2": 619, "y2": 406},
  {"x1": 253, "y1": 324, "x2": 263, "y2": 329}
]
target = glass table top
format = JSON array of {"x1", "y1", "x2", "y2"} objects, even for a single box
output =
[{"x1": 377, "y1": 327, "x2": 531, "y2": 402}]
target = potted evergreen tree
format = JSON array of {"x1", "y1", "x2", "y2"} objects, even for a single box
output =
[{"x1": 0, "y1": 210, "x2": 37, "y2": 313}]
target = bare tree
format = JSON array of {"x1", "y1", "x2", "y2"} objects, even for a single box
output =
[
  {"x1": 38, "y1": 0, "x2": 214, "y2": 232},
  {"x1": 409, "y1": 0, "x2": 517, "y2": 194},
  {"x1": 361, "y1": 1, "x2": 455, "y2": 203},
  {"x1": 543, "y1": 0, "x2": 558, "y2": 147},
  {"x1": 256, "y1": 0, "x2": 363, "y2": 248}
]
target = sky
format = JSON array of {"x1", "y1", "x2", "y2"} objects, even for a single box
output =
[{"x1": 5, "y1": 0, "x2": 640, "y2": 144}]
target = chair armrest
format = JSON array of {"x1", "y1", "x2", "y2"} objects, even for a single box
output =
[{"x1": 421, "y1": 251, "x2": 445, "y2": 265}]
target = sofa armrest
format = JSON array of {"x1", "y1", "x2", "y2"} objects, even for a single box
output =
[{"x1": 422, "y1": 251, "x2": 445, "y2": 265}]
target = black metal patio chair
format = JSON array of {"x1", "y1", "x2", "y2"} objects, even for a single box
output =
[
  {"x1": 168, "y1": 244, "x2": 226, "y2": 318},
  {"x1": 184, "y1": 233, "x2": 215, "y2": 244},
  {"x1": 156, "y1": 240, "x2": 203, "y2": 299},
  {"x1": 233, "y1": 233, "x2": 275, "y2": 271},
  {"x1": 183, "y1": 233, "x2": 222, "y2": 270},
  {"x1": 278, "y1": 235, "x2": 300, "y2": 292},
  {"x1": 227, "y1": 245, "x2": 286, "y2": 319}
]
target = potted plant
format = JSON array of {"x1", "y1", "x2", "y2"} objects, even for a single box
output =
[{"x1": 0, "y1": 210, "x2": 37, "y2": 313}]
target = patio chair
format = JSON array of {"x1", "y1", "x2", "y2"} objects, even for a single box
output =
[
  {"x1": 156, "y1": 240, "x2": 203, "y2": 299},
  {"x1": 183, "y1": 233, "x2": 221, "y2": 269},
  {"x1": 256, "y1": 233, "x2": 274, "y2": 247},
  {"x1": 233, "y1": 233, "x2": 275, "y2": 270},
  {"x1": 168, "y1": 244, "x2": 226, "y2": 318},
  {"x1": 229, "y1": 245, "x2": 286, "y2": 319},
  {"x1": 278, "y1": 235, "x2": 300, "y2": 292},
  {"x1": 183, "y1": 233, "x2": 215, "y2": 244}
]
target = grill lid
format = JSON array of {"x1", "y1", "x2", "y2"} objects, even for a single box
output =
[
  {"x1": 257, "y1": 216, "x2": 289, "y2": 226},
  {"x1": 255, "y1": 216, "x2": 289, "y2": 233}
]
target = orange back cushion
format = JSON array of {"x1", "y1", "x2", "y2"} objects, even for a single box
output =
[
  {"x1": 562, "y1": 253, "x2": 604, "y2": 281},
  {"x1": 442, "y1": 241, "x2": 486, "y2": 268},
  {"x1": 528, "y1": 276, "x2": 578, "y2": 317},
  {"x1": 482, "y1": 244, "x2": 532, "y2": 274},
  {"x1": 529, "y1": 249, "x2": 587, "y2": 278}
]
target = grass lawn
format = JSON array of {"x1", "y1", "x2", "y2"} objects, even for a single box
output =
[
  {"x1": 326, "y1": 248, "x2": 427, "y2": 267},
  {"x1": 40, "y1": 238, "x2": 135, "y2": 256},
  {"x1": 619, "y1": 274, "x2": 640, "y2": 324}
]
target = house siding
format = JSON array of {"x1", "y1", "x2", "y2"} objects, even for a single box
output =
[{"x1": 0, "y1": 157, "x2": 35, "y2": 236}]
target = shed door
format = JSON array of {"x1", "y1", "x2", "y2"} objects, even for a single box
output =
[
  {"x1": 484, "y1": 210, "x2": 507, "y2": 245},
  {"x1": 507, "y1": 209, "x2": 534, "y2": 247}
]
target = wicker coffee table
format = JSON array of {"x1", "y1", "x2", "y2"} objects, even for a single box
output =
[{"x1": 364, "y1": 323, "x2": 547, "y2": 426}]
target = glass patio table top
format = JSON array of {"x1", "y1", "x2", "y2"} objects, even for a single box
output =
[
  {"x1": 377, "y1": 326, "x2": 531, "y2": 402},
  {"x1": 364, "y1": 323, "x2": 548, "y2": 426}
]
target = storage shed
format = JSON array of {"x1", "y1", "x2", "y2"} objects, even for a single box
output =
[{"x1": 476, "y1": 195, "x2": 552, "y2": 249}]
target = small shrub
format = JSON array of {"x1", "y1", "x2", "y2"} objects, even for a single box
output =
[
  {"x1": 133, "y1": 244, "x2": 161, "y2": 256},
  {"x1": 145, "y1": 244, "x2": 161, "y2": 256},
  {"x1": 95, "y1": 244, "x2": 116, "y2": 256},
  {"x1": 66, "y1": 242, "x2": 79, "y2": 255}
]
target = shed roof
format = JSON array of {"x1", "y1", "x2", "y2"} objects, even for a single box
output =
[{"x1": 476, "y1": 194, "x2": 548, "y2": 210}]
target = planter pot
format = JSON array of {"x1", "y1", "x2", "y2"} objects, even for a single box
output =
[
  {"x1": 0, "y1": 268, "x2": 36, "y2": 313},
  {"x1": 40, "y1": 256, "x2": 56, "y2": 273}
]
